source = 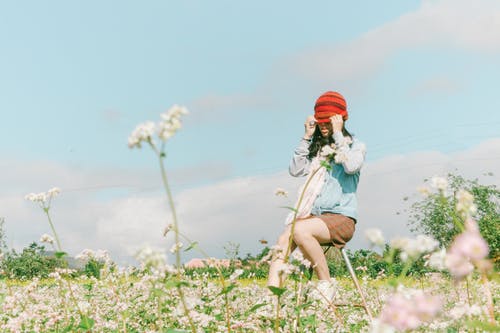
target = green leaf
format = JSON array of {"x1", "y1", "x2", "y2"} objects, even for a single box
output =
[
  {"x1": 165, "y1": 279, "x2": 190, "y2": 289},
  {"x1": 61, "y1": 317, "x2": 75, "y2": 332},
  {"x1": 466, "y1": 320, "x2": 500, "y2": 332},
  {"x1": 184, "y1": 242, "x2": 198, "y2": 252},
  {"x1": 246, "y1": 303, "x2": 266, "y2": 315},
  {"x1": 279, "y1": 206, "x2": 298, "y2": 213},
  {"x1": 219, "y1": 283, "x2": 236, "y2": 295},
  {"x1": 320, "y1": 160, "x2": 332, "y2": 170},
  {"x1": 78, "y1": 316, "x2": 95, "y2": 330},
  {"x1": 387, "y1": 278, "x2": 399, "y2": 288},
  {"x1": 268, "y1": 286, "x2": 287, "y2": 297},
  {"x1": 165, "y1": 329, "x2": 190, "y2": 333},
  {"x1": 54, "y1": 251, "x2": 67, "y2": 259}
]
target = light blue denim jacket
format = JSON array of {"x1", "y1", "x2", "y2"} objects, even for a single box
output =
[{"x1": 289, "y1": 132, "x2": 366, "y2": 221}]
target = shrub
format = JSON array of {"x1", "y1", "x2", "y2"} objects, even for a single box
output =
[
  {"x1": 0, "y1": 242, "x2": 67, "y2": 280},
  {"x1": 408, "y1": 173, "x2": 500, "y2": 260}
]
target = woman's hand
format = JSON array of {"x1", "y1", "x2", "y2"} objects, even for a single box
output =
[
  {"x1": 303, "y1": 115, "x2": 316, "y2": 140},
  {"x1": 330, "y1": 114, "x2": 343, "y2": 133}
]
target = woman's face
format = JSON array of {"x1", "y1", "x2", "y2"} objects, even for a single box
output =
[{"x1": 317, "y1": 122, "x2": 332, "y2": 137}]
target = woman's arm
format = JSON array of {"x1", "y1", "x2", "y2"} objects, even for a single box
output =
[
  {"x1": 333, "y1": 132, "x2": 366, "y2": 174},
  {"x1": 289, "y1": 138, "x2": 312, "y2": 177}
]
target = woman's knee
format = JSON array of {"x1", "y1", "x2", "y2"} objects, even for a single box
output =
[
  {"x1": 277, "y1": 233, "x2": 288, "y2": 247},
  {"x1": 292, "y1": 224, "x2": 311, "y2": 244}
]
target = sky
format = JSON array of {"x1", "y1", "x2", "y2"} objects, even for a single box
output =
[{"x1": 1, "y1": 0, "x2": 500, "y2": 265}]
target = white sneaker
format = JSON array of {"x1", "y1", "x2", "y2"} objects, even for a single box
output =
[{"x1": 311, "y1": 279, "x2": 335, "y2": 304}]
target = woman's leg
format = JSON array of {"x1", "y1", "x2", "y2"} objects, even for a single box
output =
[
  {"x1": 267, "y1": 225, "x2": 296, "y2": 287},
  {"x1": 292, "y1": 217, "x2": 332, "y2": 280}
]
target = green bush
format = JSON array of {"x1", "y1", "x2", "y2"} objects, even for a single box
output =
[
  {"x1": 82, "y1": 258, "x2": 106, "y2": 279},
  {"x1": 408, "y1": 173, "x2": 500, "y2": 260},
  {"x1": 0, "y1": 242, "x2": 67, "y2": 280},
  {"x1": 323, "y1": 246, "x2": 434, "y2": 279}
]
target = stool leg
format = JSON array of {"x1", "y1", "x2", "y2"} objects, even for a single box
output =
[{"x1": 340, "y1": 247, "x2": 373, "y2": 321}]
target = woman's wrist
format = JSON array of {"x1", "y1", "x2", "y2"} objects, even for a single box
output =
[{"x1": 302, "y1": 136, "x2": 312, "y2": 141}]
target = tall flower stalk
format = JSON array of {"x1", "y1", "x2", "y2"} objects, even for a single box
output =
[
  {"x1": 128, "y1": 104, "x2": 196, "y2": 332},
  {"x1": 25, "y1": 187, "x2": 63, "y2": 252},
  {"x1": 25, "y1": 188, "x2": 95, "y2": 330},
  {"x1": 271, "y1": 145, "x2": 341, "y2": 332}
]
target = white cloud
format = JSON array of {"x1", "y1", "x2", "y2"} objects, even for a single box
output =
[
  {"x1": 409, "y1": 75, "x2": 462, "y2": 97},
  {"x1": 185, "y1": 0, "x2": 500, "y2": 116},
  {"x1": 2, "y1": 139, "x2": 499, "y2": 265},
  {"x1": 289, "y1": 0, "x2": 500, "y2": 87},
  {"x1": 187, "y1": 92, "x2": 274, "y2": 122}
]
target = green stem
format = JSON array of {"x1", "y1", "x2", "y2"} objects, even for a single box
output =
[
  {"x1": 176, "y1": 230, "x2": 232, "y2": 332},
  {"x1": 151, "y1": 142, "x2": 196, "y2": 333},
  {"x1": 284, "y1": 166, "x2": 323, "y2": 266},
  {"x1": 294, "y1": 277, "x2": 303, "y2": 333},
  {"x1": 43, "y1": 207, "x2": 62, "y2": 252},
  {"x1": 274, "y1": 165, "x2": 323, "y2": 333},
  {"x1": 385, "y1": 248, "x2": 396, "y2": 277},
  {"x1": 398, "y1": 260, "x2": 413, "y2": 281},
  {"x1": 274, "y1": 295, "x2": 281, "y2": 333}
]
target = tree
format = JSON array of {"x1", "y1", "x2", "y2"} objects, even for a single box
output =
[
  {"x1": 0, "y1": 217, "x2": 7, "y2": 253},
  {"x1": 408, "y1": 173, "x2": 499, "y2": 261}
]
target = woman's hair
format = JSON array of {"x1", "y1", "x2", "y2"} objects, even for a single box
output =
[{"x1": 307, "y1": 125, "x2": 353, "y2": 159}]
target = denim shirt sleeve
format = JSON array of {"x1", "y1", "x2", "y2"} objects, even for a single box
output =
[
  {"x1": 289, "y1": 138, "x2": 311, "y2": 177},
  {"x1": 333, "y1": 132, "x2": 367, "y2": 174}
]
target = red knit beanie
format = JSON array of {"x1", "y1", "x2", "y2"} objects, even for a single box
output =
[{"x1": 314, "y1": 91, "x2": 348, "y2": 123}]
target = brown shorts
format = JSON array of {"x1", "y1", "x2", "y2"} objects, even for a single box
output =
[{"x1": 317, "y1": 213, "x2": 356, "y2": 249}]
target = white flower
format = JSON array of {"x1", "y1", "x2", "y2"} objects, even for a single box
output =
[
  {"x1": 75, "y1": 249, "x2": 95, "y2": 262},
  {"x1": 135, "y1": 245, "x2": 168, "y2": 271},
  {"x1": 25, "y1": 187, "x2": 61, "y2": 206},
  {"x1": 414, "y1": 235, "x2": 439, "y2": 253},
  {"x1": 369, "y1": 319, "x2": 396, "y2": 333},
  {"x1": 274, "y1": 188, "x2": 288, "y2": 197},
  {"x1": 39, "y1": 234, "x2": 54, "y2": 244},
  {"x1": 399, "y1": 235, "x2": 439, "y2": 260},
  {"x1": 229, "y1": 269, "x2": 244, "y2": 281},
  {"x1": 456, "y1": 189, "x2": 477, "y2": 217},
  {"x1": 94, "y1": 249, "x2": 111, "y2": 263},
  {"x1": 169, "y1": 242, "x2": 183, "y2": 254},
  {"x1": 292, "y1": 250, "x2": 311, "y2": 268},
  {"x1": 390, "y1": 237, "x2": 410, "y2": 250},
  {"x1": 425, "y1": 248, "x2": 447, "y2": 270},
  {"x1": 430, "y1": 176, "x2": 448, "y2": 191},
  {"x1": 47, "y1": 187, "x2": 61, "y2": 197},
  {"x1": 128, "y1": 121, "x2": 156, "y2": 149},
  {"x1": 277, "y1": 262, "x2": 298, "y2": 275},
  {"x1": 365, "y1": 228, "x2": 385, "y2": 247},
  {"x1": 158, "y1": 105, "x2": 189, "y2": 142},
  {"x1": 163, "y1": 223, "x2": 174, "y2": 237},
  {"x1": 416, "y1": 185, "x2": 431, "y2": 197},
  {"x1": 319, "y1": 145, "x2": 335, "y2": 157}
]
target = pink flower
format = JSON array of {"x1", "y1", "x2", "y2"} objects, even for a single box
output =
[
  {"x1": 444, "y1": 218, "x2": 489, "y2": 280},
  {"x1": 451, "y1": 232, "x2": 489, "y2": 261},
  {"x1": 379, "y1": 292, "x2": 442, "y2": 331},
  {"x1": 413, "y1": 293, "x2": 442, "y2": 321},
  {"x1": 380, "y1": 294, "x2": 421, "y2": 331},
  {"x1": 445, "y1": 252, "x2": 474, "y2": 279}
]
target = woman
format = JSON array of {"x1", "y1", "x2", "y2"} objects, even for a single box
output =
[{"x1": 267, "y1": 91, "x2": 366, "y2": 297}]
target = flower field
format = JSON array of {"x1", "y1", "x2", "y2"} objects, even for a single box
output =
[
  {"x1": 0, "y1": 268, "x2": 498, "y2": 332},
  {"x1": 1, "y1": 105, "x2": 498, "y2": 332}
]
